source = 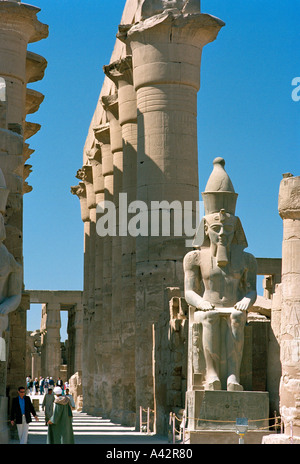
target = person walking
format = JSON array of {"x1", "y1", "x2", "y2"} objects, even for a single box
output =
[
  {"x1": 39, "y1": 377, "x2": 44, "y2": 395},
  {"x1": 56, "y1": 377, "x2": 64, "y2": 394},
  {"x1": 33, "y1": 378, "x2": 39, "y2": 394},
  {"x1": 65, "y1": 388, "x2": 75, "y2": 409},
  {"x1": 44, "y1": 377, "x2": 49, "y2": 394},
  {"x1": 42, "y1": 387, "x2": 55, "y2": 425},
  {"x1": 47, "y1": 386, "x2": 74, "y2": 444},
  {"x1": 10, "y1": 386, "x2": 39, "y2": 444}
]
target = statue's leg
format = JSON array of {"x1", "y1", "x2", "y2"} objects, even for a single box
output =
[
  {"x1": 226, "y1": 310, "x2": 247, "y2": 391},
  {"x1": 192, "y1": 323, "x2": 202, "y2": 375},
  {"x1": 200, "y1": 311, "x2": 221, "y2": 390}
]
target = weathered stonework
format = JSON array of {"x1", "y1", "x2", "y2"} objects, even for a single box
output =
[
  {"x1": 0, "y1": 1, "x2": 48, "y2": 441},
  {"x1": 263, "y1": 174, "x2": 300, "y2": 443}
]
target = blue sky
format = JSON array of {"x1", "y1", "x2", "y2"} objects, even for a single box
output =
[{"x1": 25, "y1": 1, "x2": 299, "y2": 337}]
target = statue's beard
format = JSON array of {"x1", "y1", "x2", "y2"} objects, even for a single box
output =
[{"x1": 216, "y1": 244, "x2": 228, "y2": 267}]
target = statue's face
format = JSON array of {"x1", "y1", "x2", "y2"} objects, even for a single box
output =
[{"x1": 204, "y1": 211, "x2": 236, "y2": 249}]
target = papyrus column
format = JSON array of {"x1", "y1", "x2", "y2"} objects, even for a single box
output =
[
  {"x1": 118, "y1": 9, "x2": 224, "y2": 416},
  {"x1": 86, "y1": 143, "x2": 104, "y2": 415},
  {"x1": 42, "y1": 303, "x2": 61, "y2": 380},
  {"x1": 70, "y1": 182, "x2": 91, "y2": 412},
  {"x1": 103, "y1": 56, "x2": 137, "y2": 426},
  {"x1": 75, "y1": 165, "x2": 96, "y2": 414},
  {"x1": 0, "y1": 1, "x2": 48, "y2": 129},
  {"x1": 101, "y1": 94, "x2": 124, "y2": 422},
  {"x1": 93, "y1": 124, "x2": 113, "y2": 417},
  {"x1": 278, "y1": 173, "x2": 300, "y2": 437}
]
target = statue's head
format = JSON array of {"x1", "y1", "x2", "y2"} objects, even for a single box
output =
[{"x1": 193, "y1": 158, "x2": 247, "y2": 266}]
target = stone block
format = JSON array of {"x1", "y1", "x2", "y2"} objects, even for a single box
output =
[{"x1": 186, "y1": 390, "x2": 269, "y2": 431}]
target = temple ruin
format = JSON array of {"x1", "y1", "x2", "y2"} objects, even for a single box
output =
[{"x1": 0, "y1": 0, "x2": 299, "y2": 445}]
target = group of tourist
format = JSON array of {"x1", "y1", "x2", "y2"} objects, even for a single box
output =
[
  {"x1": 26, "y1": 375, "x2": 69, "y2": 396},
  {"x1": 10, "y1": 378, "x2": 75, "y2": 444}
]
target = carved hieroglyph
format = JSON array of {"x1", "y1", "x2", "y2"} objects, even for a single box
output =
[{"x1": 184, "y1": 158, "x2": 257, "y2": 391}]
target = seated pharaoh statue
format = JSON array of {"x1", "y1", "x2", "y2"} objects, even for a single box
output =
[
  {"x1": 184, "y1": 157, "x2": 257, "y2": 392},
  {"x1": 0, "y1": 168, "x2": 22, "y2": 362}
]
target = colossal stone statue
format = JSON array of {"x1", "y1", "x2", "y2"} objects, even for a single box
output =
[
  {"x1": 184, "y1": 158, "x2": 257, "y2": 391},
  {"x1": 0, "y1": 168, "x2": 22, "y2": 361}
]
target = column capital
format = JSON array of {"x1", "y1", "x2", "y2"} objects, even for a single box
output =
[
  {"x1": 101, "y1": 93, "x2": 123, "y2": 154},
  {"x1": 26, "y1": 51, "x2": 47, "y2": 84},
  {"x1": 118, "y1": 10, "x2": 224, "y2": 91},
  {"x1": 86, "y1": 143, "x2": 101, "y2": 165},
  {"x1": 0, "y1": 2, "x2": 48, "y2": 43},
  {"x1": 76, "y1": 166, "x2": 96, "y2": 210},
  {"x1": 70, "y1": 182, "x2": 90, "y2": 223},
  {"x1": 101, "y1": 93, "x2": 119, "y2": 120},
  {"x1": 103, "y1": 56, "x2": 133, "y2": 87},
  {"x1": 278, "y1": 174, "x2": 300, "y2": 220},
  {"x1": 93, "y1": 123, "x2": 110, "y2": 145},
  {"x1": 103, "y1": 57, "x2": 137, "y2": 126},
  {"x1": 76, "y1": 165, "x2": 93, "y2": 185}
]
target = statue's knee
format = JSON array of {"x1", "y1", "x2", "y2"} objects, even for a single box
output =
[
  {"x1": 203, "y1": 311, "x2": 220, "y2": 325},
  {"x1": 230, "y1": 310, "x2": 246, "y2": 328}
]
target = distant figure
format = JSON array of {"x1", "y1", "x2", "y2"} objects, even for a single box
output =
[
  {"x1": 47, "y1": 386, "x2": 74, "y2": 444},
  {"x1": 10, "y1": 386, "x2": 39, "y2": 444},
  {"x1": 65, "y1": 388, "x2": 75, "y2": 409},
  {"x1": 56, "y1": 377, "x2": 64, "y2": 394},
  {"x1": 33, "y1": 377, "x2": 39, "y2": 394},
  {"x1": 39, "y1": 376, "x2": 44, "y2": 395},
  {"x1": 42, "y1": 387, "x2": 55, "y2": 425}
]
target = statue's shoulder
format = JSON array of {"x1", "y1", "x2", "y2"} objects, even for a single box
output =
[
  {"x1": 243, "y1": 251, "x2": 257, "y2": 271},
  {"x1": 5, "y1": 247, "x2": 22, "y2": 273},
  {"x1": 183, "y1": 249, "x2": 201, "y2": 269}
]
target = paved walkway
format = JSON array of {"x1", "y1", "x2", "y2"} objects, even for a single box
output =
[{"x1": 15, "y1": 395, "x2": 170, "y2": 445}]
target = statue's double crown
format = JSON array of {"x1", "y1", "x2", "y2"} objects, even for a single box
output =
[{"x1": 201, "y1": 157, "x2": 238, "y2": 216}]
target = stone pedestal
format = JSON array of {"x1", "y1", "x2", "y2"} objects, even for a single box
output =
[
  {"x1": 186, "y1": 390, "x2": 270, "y2": 431},
  {"x1": 186, "y1": 390, "x2": 272, "y2": 444}
]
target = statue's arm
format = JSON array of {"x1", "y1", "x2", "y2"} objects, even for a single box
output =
[
  {"x1": 0, "y1": 257, "x2": 22, "y2": 316},
  {"x1": 234, "y1": 253, "x2": 257, "y2": 311},
  {"x1": 183, "y1": 251, "x2": 214, "y2": 311}
]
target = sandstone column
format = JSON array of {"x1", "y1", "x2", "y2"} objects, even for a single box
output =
[
  {"x1": 0, "y1": 1, "x2": 48, "y2": 129},
  {"x1": 103, "y1": 57, "x2": 138, "y2": 426},
  {"x1": 70, "y1": 182, "x2": 91, "y2": 412},
  {"x1": 86, "y1": 143, "x2": 104, "y2": 415},
  {"x1": 41, "y1": 303, "x2": 61, "y2": 379},
  {"x1": 75, "y1": 165, "x2": 97, "y2": 414},
  {"x1": 278, "y1": 173, "x2": 300, "y2": 438},
  {"x1": 101, "y1": 94, "x2": 124, "y2": 422},
  {"x1": 0, "y1": 2, "x2": 47, "y2": 439},
  {"x1": 93, "y1": 124, "x2": 113, "y2": 417},
  {"x1": 118, "y1": 7, "x2": 224, "y2": 418}
]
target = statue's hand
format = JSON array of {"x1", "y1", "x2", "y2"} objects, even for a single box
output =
[
  {"x1": 197, "y1": 300, "x2": 215, "y2": 312},
  {"x1": 234, "y1": 297, "x2": 251, "y2": 312}
]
